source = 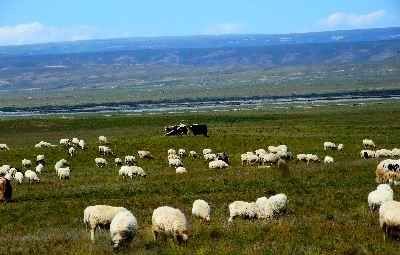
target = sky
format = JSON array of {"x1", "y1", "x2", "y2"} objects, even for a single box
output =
[{"x1": 0, "y1": 0, "x2": 399, "y2": 46}]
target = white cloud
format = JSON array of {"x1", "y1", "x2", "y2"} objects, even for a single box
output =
[
  {"x1": 0, "y1": 22, "x2": 96, "y2": 46},
  {"x1": 321, "y1": 10, "x2": 386, "y2": 29},
  {"x1": 205, "y1": 23, "x2": 243, "y2": 35}
]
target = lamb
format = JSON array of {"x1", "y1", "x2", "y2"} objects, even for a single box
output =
[
  {"x1": 176, "y1": 167, "x2": 187, "y2": 174},
  {"x1": 363, "y1": 139, "x2": 376, "y2": 148},
  {"x1": 216, "y1": 152, "x2": 230, "y2": 164},
  {"x1": 124, "y1": 155, "x2": 136, "y2": 166},
  {"x1": 178, "y1": 149, "x2": 187, "y2": 158},
  {"x1": 137, "y1": 150, "x2": 153, "y2": 159},
  {"x1": 324, "y1": 156, "x2": 334, "y2": 164},
  {"x1": 323, "y1": 142, "x2": 337, "y2": 150},
  {"x1": 115, "y1": 158, "x2": 123, "y2": 166},
  {"x1": 168, "y1": 158, "x2": 183, "y2": 167},
  {"x1": 0, "y1": 144, "x2": 10, "y2": 151},
  {"x1": 95, "y1": 158, "x2": 107, "y2": 168},
  {"x1": 228, "y1": 201, "x2": 260, "y2": 222},
  {"x1": 368, "y1": 184, "x2": 393, "y2": 211},
  {"x1": 22, "y1": 159, "x2": 32, "y2": 168},
  {"x1": 110, "y1": 210, "x2": 138, "y2": 250},
  {"x1": 202, "y1": 149, "x2": 212, "y2": 155},
  {"x1": 78, "y1": 139, "x2": 86, "y2": 150},
  {"x1": 192, "y1": 199, "x2": 211, "y2": 222},
  {"x1": 379, "y1": 201, "x2": 400, "y2": 239},
  {"x1": 98, "y1": 136, "x2": 108, "y2": 144},
  {"x1": 152, "y1": 206, "x2": 189, "y2": 244},
  {"x1": 57, "y1": 167, "x2": 70, "y2": 180},
  {"x1": 204, "y1": 153, "x2": 217, "y2": 161},
  {"x1": 376, "y1": 149, "x2": 393, "y2": 158},
  {"x1": 68, "y1": 147, "x2": 76, "y2": 157},
  {"x1": 360, "y1": 150, "x2": 376, "y2": 159},
  {"x1": 255, "y1": 149, "x2": 267, "y2": 157},
  {"x1": 83, "y1": 205, "x2": 128, "y2": 241},
  {"x1": 296, "y1": 154, "x2": 307, "y2": 162},
  {"x1": 35, "y1": 164, "x2": 44, "y2": 174},
  {"x1": 209, "y1": 160, "x2": 229, "y2": 169},
  {"x1": 305, "y1": 154, "x2": 320, "y2": 164},
  {"x1": 36, "y1": 154, "x2": 45, "y2": 165},
  {"x1": 337, "y1": 144, "x2": 344, "y2": 151},
  {"x1": 24, "y1": 170, "x2": 40, "y2": 183},
  {"x1": 189, "y1": 151, "x2": 198, "y2": 158}
]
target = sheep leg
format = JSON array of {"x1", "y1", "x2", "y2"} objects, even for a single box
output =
[
  {"x1": 90, "y1": 229, "x2": 95, "y2": 242},
  {"x1": 153, "y1": 230, "x2": 159, "y2": 241}
]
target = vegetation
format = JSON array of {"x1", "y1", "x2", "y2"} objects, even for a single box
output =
[{"x1": 0, "y1": 102, "x2": 400, "y2": 254}]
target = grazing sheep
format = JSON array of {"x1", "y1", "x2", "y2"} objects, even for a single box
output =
[
  {"x1": 24, "y1": 170, "x2": 40, "y2": 183},
  {"x1": 115, "y1": 158, "x2": 123, "y2": 166},
  {"x1": 59, "y1": 138, "x2": 70, "y2": 146},
  {"x1": 259, "y1": 153, "x2": 279, "y2": 165},
  {"x1": 204, "y1": 153, "x2": 217, "y2": 161},
  {"x1": 0, "y1": 165, "x2": 10, "y2": 175},
  {"x1": 228, "y1": 201, "x2": 260, "y2": 222},
  {"x1": 34, "y1": 141, "x2": 55, "y2": 148},
  {"x1": 376, "y1": 159, "x2": 400, "y2": 184},
  {"x1": 178, "y1": 149, "x2": 187, "y2": 158},
  {"x1": 241, "y1": 152, "x2": 258, "y2": 166},
  {"x1": 255, "y1": 149, "x2": 267, "y2": 157},
  {"x1": 36, "y1": 155, "x2": 45, "y2": 165},
  {"x1": 189, "y1": 151, "x2": 198, "y2": 158},
  {"x1": 119, "y1": 166, "x2": 146, "y2": 178},
  {"x1": 35, "y1": 164, "x2": 44, "y2": 174},
  {"x1": 379, "y1": 201, "x2": 400, "y2": 239},
  {"x1": 324, "y1": 142, "x2": 337, "y2": 150},
  {"x1": 22, "y1": 159, "x2": 32, "y2": 168},
  {"x1": 14, "y1": 172, "x2": 23, "y2": 184},
  {"x1": 337, "y1": 144, "x2": 344, "y2": 151},
  {"x1": 95, "y1": 158, "x2": 107, "y2": 168},
  {"x1": 68, "y1": 147, "x2": 76, "y2": 157},
  {"x1": 202, "y1": 149, "x2": 212, "y2": 155},
  {"x1": 305, "y1": 154, "x2": 320, "y2": 164},
  {"x1": 216, "y1": 152, "x2": 230, "y2": 164},
  {"x1": 78, "y1": 139, "x2": 86, "y2": 150},
  {"x1": 209, "y1": 160, "x2": 229, "y2": 169},
  {"x1": 124, "y1": 155, "x2": 136, "y2": 166},
  {"x1": 168, "y1": 158, "x2": 183, "y2": 167},
  {"x1": 137, "y1": 150, "x2": 153, "y2": 159},
  {"x1": 268, "y1": 145, "x2": 288, "y2": 153},
  {"x1": 55, "y1": 159, "x2": 68, "y2": 172},
  {"x1": 268, "y1": 194, "x2": 288, "y2": 215},
  {"x1": 296, "y1": 154, "x2": 307, "y2": 162},
  {"x1": 98, "y1": 136, "x2": 108, "y2": 144},
  {"x1": 368, "y1": 184, "x2": 394, "y2": 211},
  {"x1": 57, "y1": 167, "x2": 70, "y2": 180},
  {"x1": 192, "y1": 199, "x2": 211, "y2": 222},
  {"x1": 168, "y1": 149, "x2": 176, "y2": 155},
  {"x1": 110, "y1": 210, "x2": 138, "y2": 250},
  {"x1": 83, "y1": 205, "x2": 128, "y2": 241},
  {"x1": 324, "y1": 156, "x2": 334, "y2": 164},
  {"x1": 176, "y1": 167, "x2": 187, "y2": 174},
  {"x1": 360, "y1": 150, "x2": 376, "y2": 159},
  {"x1": 363, "y1": 139, "x2": 376, "y2": 148},
  {"x1": 152, "y1": 206, "x2": 189, "y2": 244},
  {"x1": 0, "y1": 144, "x2": 10, "y2": 151},
  {"x1": 376, "y1": 149, "x2": 393, "y2": 158},
  {"x1": 392, "y1": 148, "x2": 400, "y2": 157},
  {"x1": 71, "y1": 138, "x2": 80, "y2": 145},
  {"x1": 98, "y1": 146, "x2": 113, "y2": 156}
]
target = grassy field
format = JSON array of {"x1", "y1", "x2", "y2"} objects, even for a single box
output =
[{"x1": 0, "y1": 102, "x2": 400, "y2": 254}]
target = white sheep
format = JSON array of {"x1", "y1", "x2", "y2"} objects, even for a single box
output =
[
  {"x1": 209, "y1": 160, "x2": 229, "y2": 169},
  {"x1": 368, "y1": 184, "x2": 393, "y2": 211},
  {"x1": 363, "y1": 139, "x2": 376, "y2": 148},
  {"x1": 323, "y1": 142, "x2": 337, "y2": 150},
  {"x1": 78, "y1": 139, "x2": 86, "y2": 150},
  {"x1": 114, "y1": 157, "x2": 123, "y2": 166},
  {"x1": 176, "y1": 166, "x2": 187, "y2": 174},
  {"x1": 259, "y1": 152, "x2": 279, "y2": 165},
  {"x1": 55, "y1": 159, "x2": 68, "y2": 172},
  {"x1": 268, "y1": 194, "x2": 288, "y2": 215},
  {"x1": 14, "y1": 172, "x2": 23, "y2": 184},
  {"x1": 98, "y1": 136, "x2": 108, "y2": 144},
  {"x1": 34, "y1": 141, "x2": 55, "y2": 148},
  {"x1": 83, "y1": 205, "x2": 128, "y2": 241},
  {"x1": 228, "y1": 201, "x2": 260, "y2": 222},
  {"x1": 124, "y1": 155, "x2": 136, "y2": 166},
  {"x1": 392, "y1": 148, "x2": 400, "y2": 157},
  {"x1": 24, "y1": 170, "x2": 40, "y2": 183},
  {"x1": 0, "y1": 165, "x2": 10, "y2": 175},
  {"x1": 36, "y1": 154, "x2": 45, "y2": 164},
  {"x1": 202, "y1": 148, "x2": 212, "y2": 155},
  {"x1": 168, "y1": 148, "x2": 176, "y2": 155},
  {"x1": 379, "y1": 200, "x2": 400, "y2": 239},
  {"x1": 95, "y1": 158, "x2": 107, "y2": 168},
  {"x1": 152, "y1": 206, "x2": 189, "y2": 243},
  {"x1": 22, "y1": 159, "x2": 32, "y2": 168},
  {"x1": 57, "y1": 167, "x2": 70, "y2": 180},
  {"x1": 119, "y1": 166, "x2": 146, "y2": 178},
  {"x1": 35, "y1": 164, "x2": 44, "y2": 174},
  {"x1": 376, "y1": 149, "x2": 393, "y2": 158},
  {"x1": 255, "y1": 197, "x2": 274, "y2": 219},
  {"x1": 178, "y1": 149, "x2": 187, "y2": 158},
  {"x1": 324, "y1": 156, "x2": 334, "y2": 164},
  {"x1": 60, "y1": 138, "x2": 70, "y2": 146},
  {"x1": 296, "y1": 154, "x2": 307, "y2": 162},
  {"x1": 98, "y1": 146, "x2": 112, "y2": 156},
  {"x1": 360, "y1": 150, "x2": 376, "y2": 159},
  {"x1": 192, "y1": 199, "x2": 211, "y2": 222},
  {"x1": 337, "y1": 144, "x2": 344, "y2": 151},
  {"x1": 241, "y1": 152, "x2": 258, "y2": 166},
  {"x1": 189, "y1": 151, "x2": 198, "y2": 158},
  {"x1": 68, "y1": 147, "x2": 76, "y2": 157},
  {"x1": 203, "y1": 153, "x2": 217, "y2": 161},
  {"x1": 255, "y1": 149, "x2": 267, "y2": 157},
  {"x1": 71, "y1": 137, "x2": 80, "y2": 145},
  {"x1": 168, "y1": 158, "x2": 183, "y2": 167},
  {"x1": 110, "y1": 210, "x2": 138, "y2": 249},
  {"x1": 0, "y1": 143, "x2": 10, "y2": 151},
  {"x1": 137, "y1": 150, "x2": 153, "y2": 159},
  {"x1": 268, "y1": 145, "x2": 288, "y2": 153}
]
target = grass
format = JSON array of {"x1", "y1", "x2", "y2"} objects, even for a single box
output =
[{"x1": 0, "y1": 102, "x2": 400, "y2": 254}]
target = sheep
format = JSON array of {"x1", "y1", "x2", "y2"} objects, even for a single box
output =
[
  {"x1": 71, "y1": 137, "x2": 80, "y2": 145},
  {"x1": 35, "y1": 164, "x2": 44, "y2": 174},
  {"x1": 14, "y1": 172, "x2": 23, "y2": 184},
  {"x1": 305, "y1": 154, "x2": 320, "y2": 164},
  {"x1": 98, "y1": 146, "x2": 113, "y2": 156},
  {"x1": 255, "y1": 197, "x2": 274, "y2": 219},
  {"x1": 34, "y1": 141, "x2": 55, "y2": 148},
  {"x1": 192, "y1": 199, "x2": 211, "y2": 222},
  {"x1": 110, "y1": 210, "x2": 138, "y2": 250},
  {"x1": 176, "y1": 167, "x2": 187, "y2": 174},
  {"x1": 376, "y1": 159, "x2": 400, "y2": 184},
  {"x1": 78, "y1": 139, "x2": 86, "y2": 150},
  {"x1": 114, "y1": 158, "x2": 123, "y2": 166},
  {"x1": 119, "y1": 166, "x2": 146, "y2": 178},
  {"x1": 0, "y1": 144, "x2": 10, "y2": 151},
  {"x1": 24, "y1": 170, "x2": 40, "y2": 183},
  {"x1": 209, "y1": 160, "x2": 229, "y2": 169},
  {"x1": 337, "y1": 144, "x2": 344, "y2": 151},
  {"x1": 57, "y1": 167, "x2": 70, "y2": 180},
  {"x1": 392, "y1": 148, "x2": 400, "y2": 157},
  {"x1": 379, "y1": 201, "x2": 400, "y2": 240},
  {"x1": 137, "y1": 150, "x2": 153, "y2": 159},
  {"x1": 68, "y1": 147, "x2": 76, "y2": 157},
  {"x1": 36, "y1": 154, "x2": 45, "y2": 165},
  {"x1": 376, "y1": 149, "x2": 393, "y2": 158},
  {"x1": 324, "y1": 142, "x2": 337, "y2": 150},
  {"x1": 324, "y1": 156, "x2": 334, "y2": 164},
  {"x1": 0, "y1": 165, "x2": 10, "y2": 175},
  {"x1": 22, "y1": 159, "x2": 32, "y2": 168},
  {"x1": 98, "y1": 136, "x2": 108, "y2": 144},
  {"x1": 228, "y1": 201, "x2": 260, "y2": 222},
  {"x1": 167, "y1": 149, "x2": 176, "y2": 155},
  {"x1": 168, "y1": 158, "x2": 183, "y2": 167},
  {"x1": 55, "y1": 159, "x2": 68, "y2": 172},
  {"x1": 268, "y1": 194, "x2": 288, "y2": 215},
  {"x1": 259, "y1": 152, "x2": 279, "y2": 165},
  {"x1": 216, "y1": 152, "x2": 230, "y2": 164},
  {"x1": 189, "y1": 151, "x2": 198, "y2": 158},
  {"x1": 124, "y1": 155, "x2": 136, "y2": 166},
  {"x1": 368, "y1": 184, "x2": 393, "y2": 211},
  {"x1": 255, "y1": 149, "x2": 267, "y2": 157},
  {"x1": 360, "y1": 150, "x2": 376, "y2": 159},
  {"x1": 59, "y1": 138, "x2": 71, "y2": 146},
  {"x1": 152, "y1": 206, "x2": 189, "y2": 244},
  {"x1": 296, "y1": 154, "x2": 307, "y2": 162},
  {"x1": 178, "y1": 149, "x2": 187, "y2": 158},
  {"x1": 204, "y1": 153, "x2": 217, "y2": 161},
  {"x1": 241, "y1": 152, "x2": 258, "y2": 166},
  {"x1": 363, "y1": 139, "x2": 376, "y2": 148},
  {"x1": 95, "y1": 158, "x2": 107, "y2": 168},
  {"x1": 268, "y1": 145, "x2": 288, "y2": 153},
  {"x1": 202, "y1": 149, "x2": 212, "y2": 155},
  {"x1": 83, "y1": 205, "x2": 128, "y2": 241}
]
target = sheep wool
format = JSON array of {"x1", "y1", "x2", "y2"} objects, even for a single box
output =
[
  {"x1": 323, "y1": 142, "x2": 336, "y2": 150},
  {"x1": 368, "y1": 184, "x2": 393, "y2": 211},
  {"x1": 24, "y1": 170, "x2": 40, "y2": 183},
  {"x1": 209, "y1": 160, "x2": 229, "y2": 169},
  {"x1": 202, "y1": 149, "x2": 212, "y2": 155},
  {"x1": 35, "y1": 164, "x2": 44, "y2": 174},
  {"x1": 98, "y1": 136, "x2": 108, "y2": 144},
  {"x1": 204, "y1": 153, "x2": 217, "y2": 161},
  {"x1": 379, "y1": 200, "x2": 400, "y2": 239},
  {"x1": 14, "y1": 172, "x2": 23, "y2": 184},
  {"x1": 192, "y1": 199, "x2": 211, "y2": 222},
  {"x1": 95, "y1": 158, "x2": 107, "y2": 168},
  {"x1": 189, "y1": 151, "x2": 198, "y2": 158},
  {"x1": 228, "y1": 201, "x2": 260, "y2": 222},
  {"x1": 176, "y1": 167, "x2": 187, "y2": 174},
  {"x1": 110, "y1": 210, "x2": 138, "y2": 249},
  {"x1": 324, "y1": 156, "x2": 334, "y2": 164},
  {"x1": 268, "y1": 194, "x2": 288, "y2": 215},
  {"x1": 152, "y1": 206, "x2": 189, "y2": 243},
  {"x1": 57, "y1": 167, "x2": 70, "y2": 180},
  {"x1": 363, "y1": 139, "x2": 376, "y2": 148},
  {"x1": 137, "y1": 150, "x2": 153, "y2": 159},
  {"x1": 0, "y1": 144, "x2": 10, "y2": 150}
]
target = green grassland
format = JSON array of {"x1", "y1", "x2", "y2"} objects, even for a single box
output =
[{"x1": 0, "y1": 103, "x2": 400, "y2": 254}]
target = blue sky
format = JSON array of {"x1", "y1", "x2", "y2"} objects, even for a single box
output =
[{"x1": 0, "y1": 0, "x2": 399, "y2": 45}]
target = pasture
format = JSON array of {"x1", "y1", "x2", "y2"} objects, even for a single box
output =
[{"x1": 0, "y1": 102, "x2": 400, "y2": 255}]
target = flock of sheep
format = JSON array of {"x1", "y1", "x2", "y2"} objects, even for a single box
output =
[{"x1": 1, "y1": 135, "x2": 400, "y2": 249}]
